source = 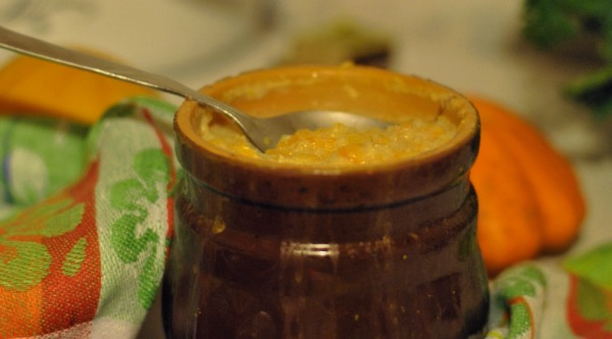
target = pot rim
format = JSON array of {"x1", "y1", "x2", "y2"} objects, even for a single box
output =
[{"x1": 174, "y1": 65, "x2": 479, "y2": 179}]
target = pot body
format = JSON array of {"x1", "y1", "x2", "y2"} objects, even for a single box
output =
[{"x1": 164, "y1": 66, "x2": 489, "y2": 339}]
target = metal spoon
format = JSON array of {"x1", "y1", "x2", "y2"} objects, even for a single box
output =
[{"x1": 0, "y1": 26, "x2": 391, "y2": 151}]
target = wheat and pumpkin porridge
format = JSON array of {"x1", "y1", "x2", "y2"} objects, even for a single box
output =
[{"x1": 198, "y1": 113, "x2": 457, "y2": 167}]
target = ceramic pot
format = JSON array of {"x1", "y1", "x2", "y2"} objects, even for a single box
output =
[{"x1": 164, "y1": 65, "x2": 488, "y2": 339}]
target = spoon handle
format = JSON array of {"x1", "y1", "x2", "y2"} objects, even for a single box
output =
[{"x1": 0, "y1": 25, "x2": 244, "y2": 124}]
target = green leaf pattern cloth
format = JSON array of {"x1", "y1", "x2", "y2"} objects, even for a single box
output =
[{"x1": 0, "y1": 97, "x2": 176, "y2": 338}]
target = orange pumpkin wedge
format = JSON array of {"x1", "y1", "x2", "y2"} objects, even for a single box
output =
[
  {"x1": 469, "y1": 96, "x2": 586, "y2": 274},
  {"x1": 0, "y1": 49, "x2": 157, "y2": 124},
  {"x1": 471, "y1": 117, "x2": 544, "y2": 274}
]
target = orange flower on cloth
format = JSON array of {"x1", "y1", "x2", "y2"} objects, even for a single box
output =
[{"x1": 0, "y1": 172, "x2": 99, "y2": 336}]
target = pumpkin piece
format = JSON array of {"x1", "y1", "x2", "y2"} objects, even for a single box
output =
[
  {"x1": 471, "y1": 114, "x2": 544, "y2": 274},
  {"x1": 0, "y1": 50, "x2": 157, "y2": 124},
  {"x1": 470, "y1": 97, "x2": 585, "y2": 254}
]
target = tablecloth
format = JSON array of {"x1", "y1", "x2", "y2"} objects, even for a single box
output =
[{"x1": 0, "y1": 97, "x2": 610, "y2": 338}]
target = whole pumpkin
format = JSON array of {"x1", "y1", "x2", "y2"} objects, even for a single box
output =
[
  {"x1": 469, "y1": 96, "x2": 586, "y2": 274},
  {"x1": 0, "y1": 51, "x2": 156, "y2": 124}
]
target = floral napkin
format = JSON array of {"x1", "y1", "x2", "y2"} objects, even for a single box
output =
[
  {"x1": 486, "y1": 249, "x2": 612, "y2": 338},
  {"x1": 0, "y1": 97, "x2": 175, "y2": 338}
]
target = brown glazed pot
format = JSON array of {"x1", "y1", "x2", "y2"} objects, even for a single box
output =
[{"x1": 164, "y1": 65, "x2": 489, "y2": 339}]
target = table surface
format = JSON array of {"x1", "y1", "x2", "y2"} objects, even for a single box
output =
[{"x1": 1, "y1": 1, "x2": 609, "y2": 338}]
